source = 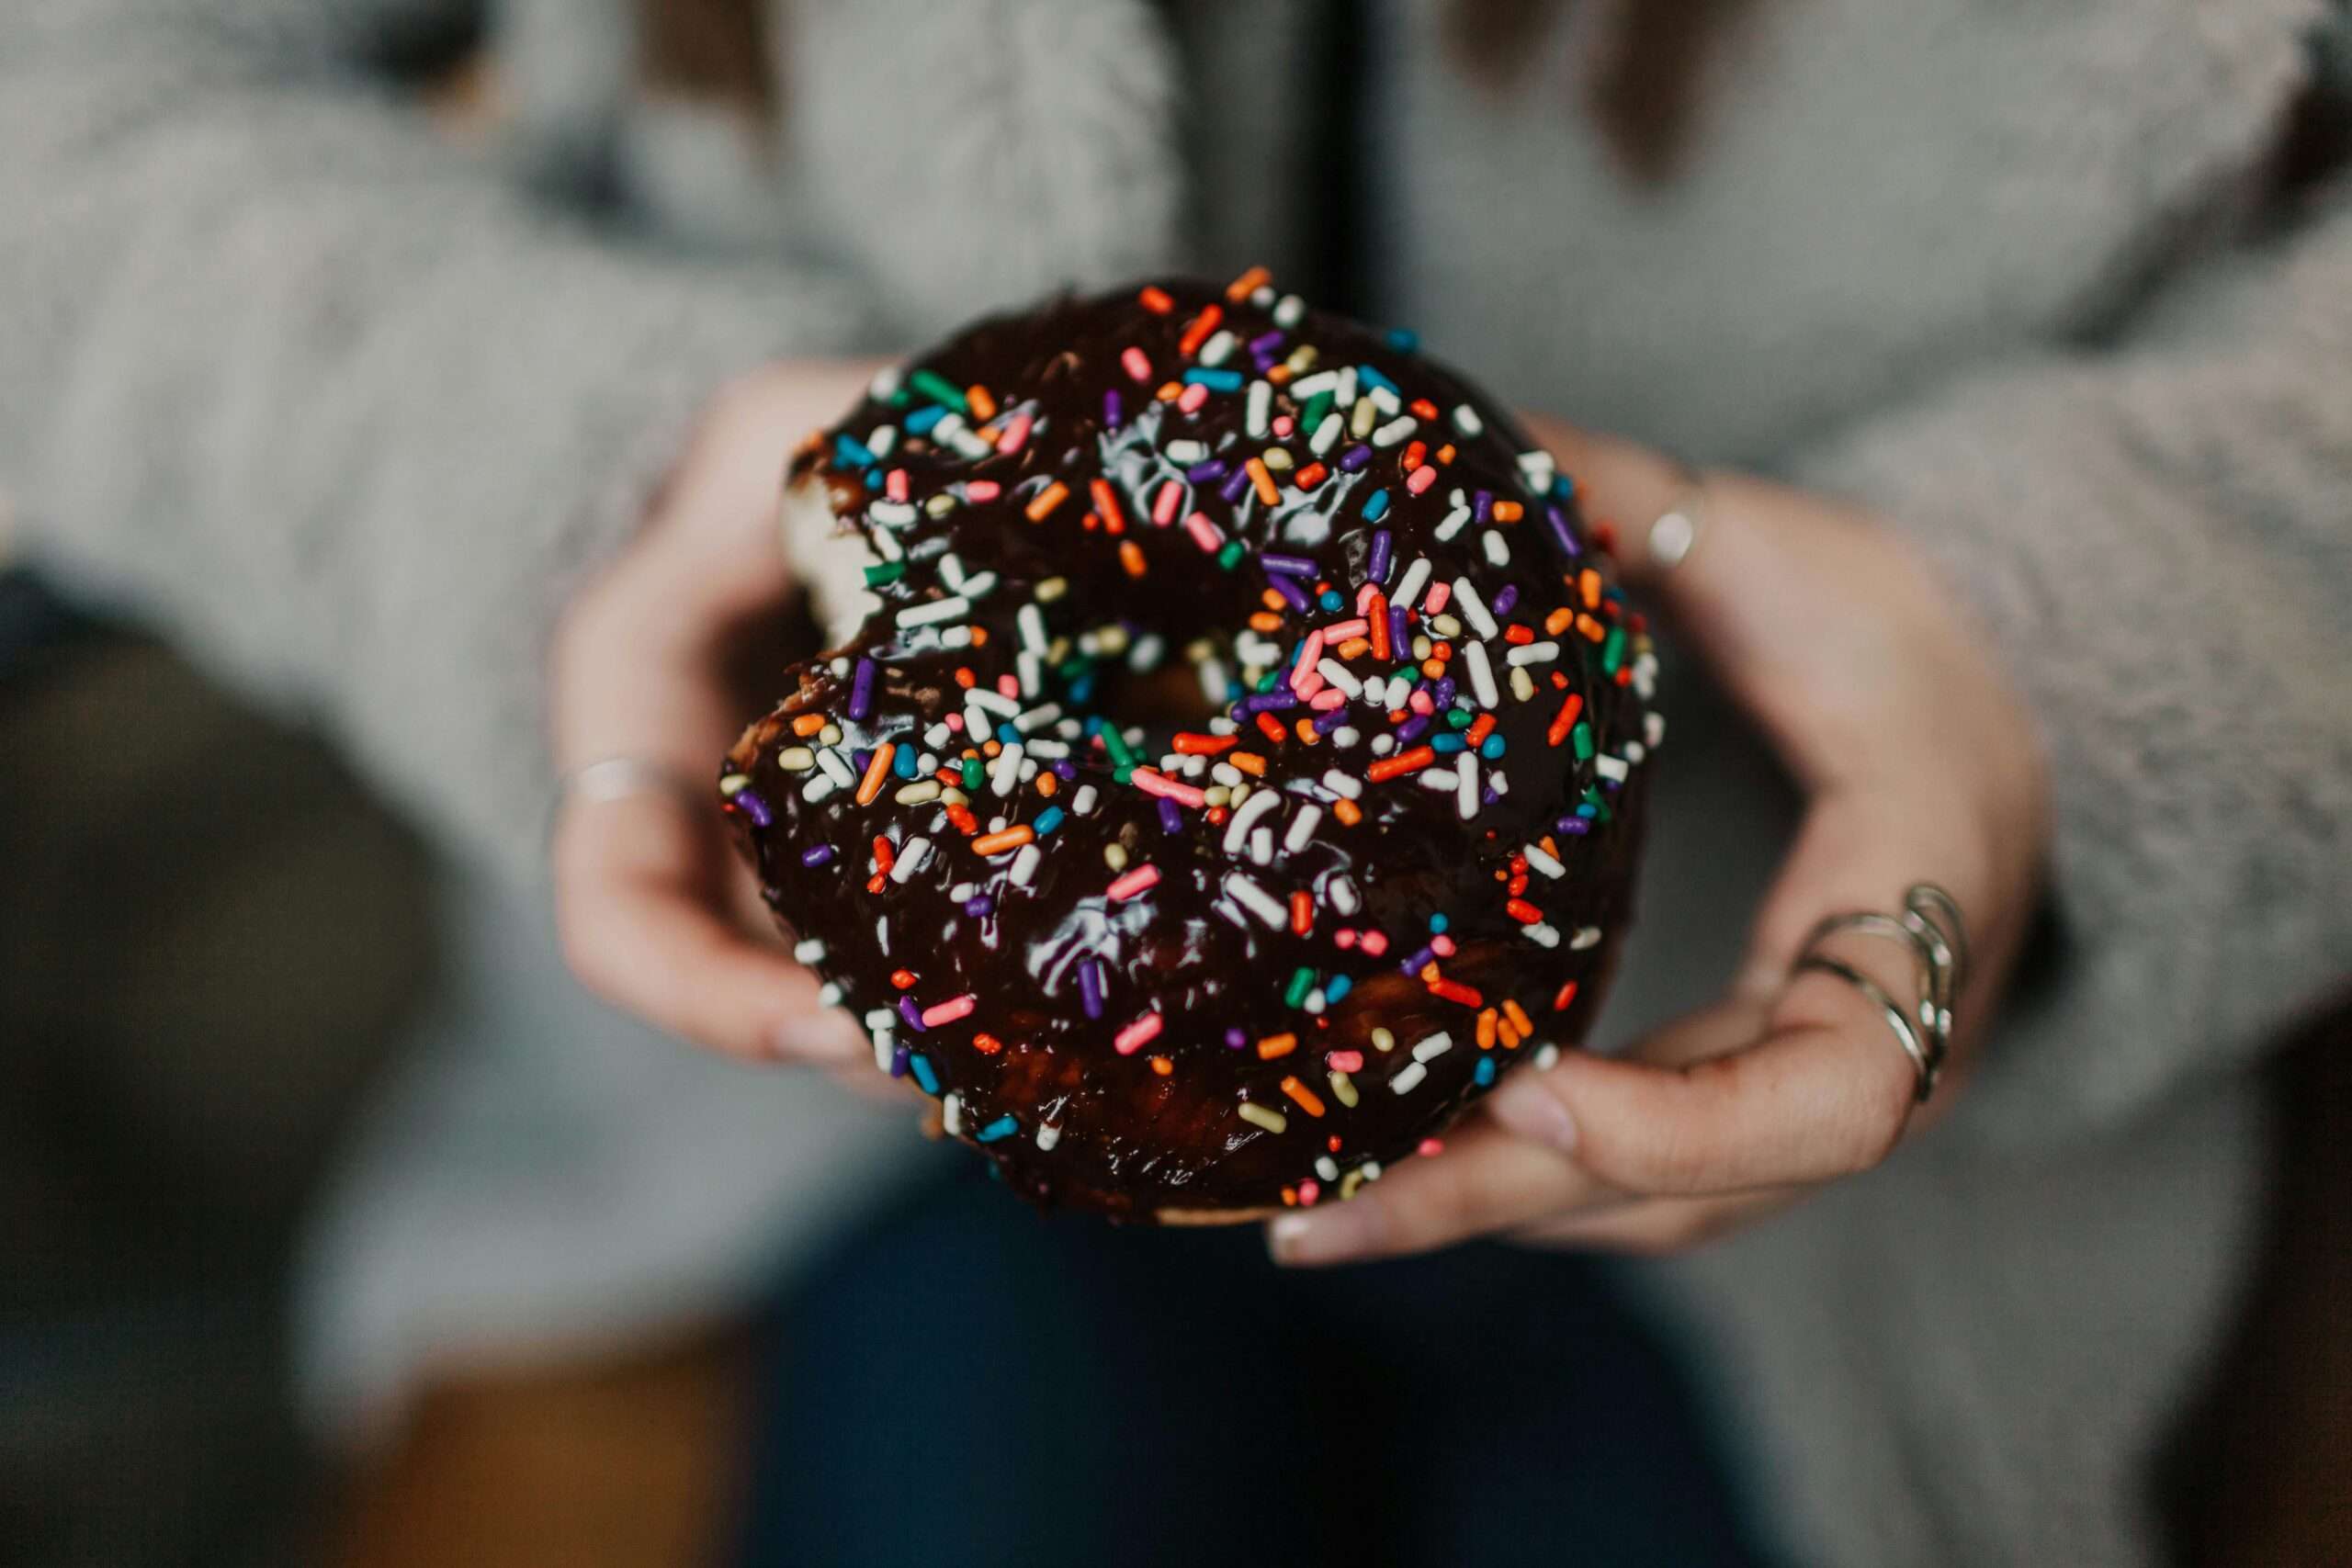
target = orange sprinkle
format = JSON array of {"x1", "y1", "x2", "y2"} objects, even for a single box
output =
[
  {"x1": 1249, "y1": 611, "x2": 1284, "y2": 634},
  {"x1": 967, "y1": 385, "x2": 997, "y2": 422},
  {"x1": 1150, "y1": 1055, "x2": 1174, "y2": 1076},
  {"x1": 1368, "y1": 745, "x2": 1436, "y2": 783},
  {"x1": 1476, "y1": 1009, "x2": 1499, "y2": 1049},
  {"x1": 1498, "y1": 1016, "x2": 1523, "y2": 1049},
  {"x1": 968, "y1": 625, "x2": 989, "y2": 646},
  {"x1": 1024, "y1": 481, "x2": 1069, "y2": 521},
  {"x1": 1290, "y1": 890, "x2": 1314, "y2": 935},
  {"x1": 1258, "y1": 1033, "x2": 1299, "y2": 1060},
  {"x1": 1435, "y1": 443, "x2": 1457, "y2": 465},
  {"x1": 791, "y1": 712, "x2": 828, "y2": 737},
  {"x1": 1428, "y1": 975, "x2": 1485, "y2": 1009},
  {"x1": 1293, "y1": 717, "x2": 1320, "y2": 745},
  {"x1": 1544, "y1": 606, "x2": 1576, "y2": 637},
  {"x1": 1179, "y1": 303, "x2": 1223, "y2": 356},
  {"x1": 973, "y1": 1032, "x2": 1004, "y2": 1055},
  {"x1": 1577, "y1": 613, "x2": 1606, "y2": 643},
  {"x1": 1255, "y1": 712, "x2": 1288, "y2": 746},
  {"x1": 945, "y1": 803, "x2": 978, "y2": 835},
  {"x1": 1280, "y1": 1076, "x2": 1328, "y2": 1118},
  {"x1": 854, "y1": 742, "x2": 896, "y2": 805},
  {"x1": 1547, "y1": 693, "x2": 1585, "y2": 747},
  {"x1": 1226, "y1": 265, "x2": 1272, "y2": 300},
  {"x1": 1261, "y1": 588, "x2": 1290, "y2": 612},
  {"x1": 1503, "y1": 998, "x2": 1536, "y2": 1036},
  {"x1": 1494, "y1": 500, "x2": 1524, "y2": 523},
  {"x1": 1173, "y1": 732, "x2": 1238, "y2": 755},
  {"x1": 971, "y1": 825, "x2": 1035, "y2": 857},
  {"x1": 1089, "y1": 478, "x2": 1125, "y2": 531},
  {"x1": 1338, "y1": 636, "x2": 1372, "y2": 660},
  {"x1": 1579, "y1": 568, "x2": 1602, "y2": 609},
  {"x1": 1408, "y1": 398, "x2": 1440, "y2": 420},
  {"x1": 1230, "y1": 750, "x2": 1267, "y2": 777},
  {"x1": 1368, "y1": 591, "x2": 1392, "y2": 660},
  {"x1": 1119, "y1": 539, "x2": 1148, "y2": 578},
  {"x1": 1246, "y1": 457, "x2": 1280, "y2": 506},
  {"x1": 1035, "y1": 773, "x2": 1058, "y2": 797},
  {"x1": 954, "y1": 667, "x2": 977, "y2": 688},
  {"x1": 1138, "y1": 285, "x2": 1175, "y2": 314},
  {"x1": 1332, "y1": 798, "x2": 1363, "y2": 827}
]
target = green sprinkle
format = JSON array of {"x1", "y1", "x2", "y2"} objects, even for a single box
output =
[
  {"x1": 909, "y1": 368, "x2": 968, "y2": 412},
  {"x1": 1099, "y1": 727, "x2": 1136, "y2": 767},
  {"x1": 1216, "y1": 540, "x2": 1246, "y2": 571},
  {"x1": 1445, "y1": 707, "x2": 1474, "y2": 730},
  {"x1": 1571, "y1": 722, "x2": 1596, "y2": 761},
  {"x1": 1301, "y1": 390, "x2": 1334, "y2": 434},
  {"x1": 1112, "y1": 764, "x2": 1136, "y2": 785},
  {"x1": 1601, "y1": 626, "x2": 1626, "y2": 676},
  {"x1": 863, "y1": 560, "x2": 906, "y2": 587},
  {"x1": 961, "y1": 758, "x2": 984, "y2": 790},
  {"x1": 1284, "y1": 967, "x2": 1317, "y2": 1009}
]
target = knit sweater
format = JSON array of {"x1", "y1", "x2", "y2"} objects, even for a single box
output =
[{"x1": 5, "y1": 3, "x2": 2347, "y2": 1562}]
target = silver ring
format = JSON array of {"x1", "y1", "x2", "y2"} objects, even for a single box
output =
[
  {"x1": 1795, "y1": 883, "x2": 1970, "y2": 1101},
  {"x1": 548, "y1": 756, "x2": 706, "y2": 843}
]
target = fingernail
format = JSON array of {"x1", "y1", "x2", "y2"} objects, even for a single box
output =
[
  {"x1": 768, "y1": 1010, "x2": 865, "y2": 1063},
  {"x1": 1266, "y1": 1201, "x2": 1380, "y2": 1268},
  {"x1": 1488, "y1": 1078, "x2": 1578, "y2": 1155}
]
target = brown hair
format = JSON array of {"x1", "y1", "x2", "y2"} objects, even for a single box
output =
[{"x1": 634, "y1": 0, "x2": 1736, "y2": 182}]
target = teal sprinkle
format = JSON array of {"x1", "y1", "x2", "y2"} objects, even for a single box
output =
[
  {"x1": 1431, "y1": 734, "x2": 1465, "y2": 754},
  {"x1": 909, "y1": 368, "x2": 968, "y2": 412},
  {"x1": 1430, "y1": 914, "x2": 1449, "y2": 932},
  {"x1": 1384, "y1": 330, "x2": 1419, "y2": 354},
  {"x1": 996, "y1": 722, "x2": 1019, "y2": 744},
  {"x1": 1363, "y1": 489, "x2": 1391, "y2": 523},
  {"x1": 863, "y1": 561, "x2": 906, "y2": 587},
  {"x1": 1318, "y1": 589, "x2": 1344, "y2": 612},
  {"x1": 1283, "y1": 967, "x2": 1317, "y2": 1009},
  {"x1": 1571, "y1": 722, "x2": 1596, "y2": 761},
  {"x1": 1576, "y1": 801, "x2": 1599, "y2": 819},
  {"x1": 910, "y1": 1055, "x2": 940, "y2": 1095},
  {"x1": 1478, "y1": 735, "x2": 1507, "y2": 760},
  {"x1": 834, "y1": 434, "x2": 877, "y2": 468},
  {"x1": 892, "y1": 745, "x2": 919, "y2": 779},
  {"x1": 1216, "y1": 540, "x2": 1246, "y2": 570},
  {"x1": 977, "y1": 1115, "x2": 1019, "y2": 1144},
  {"x1": 1033, "y1": 806, "x2": 1067, "y2": 837},
  {"x1": 1474, "y1": 1057, "x2": 1498, "y2": 1088},
  {"x1": 904, "y1": 404, "x2": 947, "y2": 434},
  {"x1": 1182, "y1": 367, "x2": 1245, "y2": 391},
  {"x1": 1325, "y1": 975, "x2": 1352, "y2": 1003},
  {"x1": 1358, "y1": 364, "x2": 1401, "y2": 394}
]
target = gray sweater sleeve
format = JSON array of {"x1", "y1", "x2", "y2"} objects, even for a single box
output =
[
  {"x1": 0, "y1": 3, "x2": 873, "y2": 886},
  {"x1": 1788, "y1": 182, "x2": 2352, "y2": 1145}
]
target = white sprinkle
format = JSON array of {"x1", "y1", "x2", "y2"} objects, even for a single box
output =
[
  {"x1": 1013, "y1": 702, "x2": 1063, "y2": 733},
  {"x1": 800, "y1": 773, "x2": 837, "y2": 803},
  {"x1": 1390, "y1": 1061, "x2": 1430, "y2": 1095},
  {"x1": 1505, "y1": 640, "x2": 1560, "y2": 667},
  {"x1": 1017, "y1": 651, "x2": 1045, "y2": 696},
  {"x1": 816, "y1": 748, "x2": 856, "y2": 788},
  {"x1": 793, "y1": 938, "x2": 827, "y2": 964},
  {"x1": 869, "y1": 528, "x2": 902, "y2": 560},
  {"x1": 1320, "y1": 768, "x2": 1363, "y2": 800},
  {"x1": 1571, "y1": 925, "x2": 1603, "y2": 951},
  {"x1": 1283, "y1": 804, "x2": 1323, "y2": 852},
  {"x1": 1523, "y1": 921, "x2": 1561, "y2": 948},
  {"x1": 1316, "y1": 658, "x2": 1363, "y2": 700},
  {"x1": 1246, "y1": 378, "x2": 1272, "y2": 437},
  {"x1": 1036, "y1": 1122, "x2": 1063, "y2": 1152},
  {"x1": 1523, "y1": 842, "x2": 1567, "y2": 879},
  {"x1": 939, "y1": 553, "x2": 967, "y2": 590},
  {"x1": 1451, "y1": 578, "x2": 1498, "y2": 638},
  {"x1": 1393, "y1": 557, "x2": 1432, "y2": 611},
  {"x1": 1274, "y1": 294, "x2": 1306, "y2": 327},
  {"x1": 1452, "y1": 403, "x2": 1484, "y2": 436},
  {"x1": 1291, "y1": 369, "x2": 1339, "y2": 398},
  {"x1": 961, "y1": 570, "x2": 998, "y2": 600},
  {"x1": 868, "y1": 365, "x2": 903, "y2": 400},
  {"x1": 897, "y1": 594, "x2": 971, "y2": 627},
  {"x1": 967, "y1": 688, "x2": 1020, "y2": 717},
  {"x1": 1464, "y1": 641, "x2": 1500, "y2": 709},
  {"x1": 1329, "y1": 876, "x2": 1361, "y2": 916},
  {"x1": 1534, "y1": 1043, "x2": 1562, "y2": 1069},
  {"x1": 1316, "y1": 1156, "x2": 1341, "y2": 1181},
  {"x1": 1595, "y1": 754, "x2": 1630, "y2": 783},
  {"x1": 1331, "y1": 727, "x2": 1360, "y2": 748},
  {"x1": 1435, "y1": 505, "x2": 1472, "y2": 542},
  {"x1": 1166, "y1": 439, "x2": 1208, "y2": 463},
  {"x1": 1223, "y1": 786, "x2": 1283, "y2": 854},
  {"x1": 889, "y1": 836, "x2": 932, "y2": 883},
  {"x1": 1226, "y1": 873, "x2": 1290, "y2": 929},
  {"x1": 1309, "y1": 412, "x2": 1344, "y2": 455},
  {"x1": 872, "y1": 1029, "x2": 896, "y2": 1072},
  {"x1": 1482, "y1": 530, "x2": 1510, "y2": 567},
  {"x1": 1368, "y1": 385, "x2": 1402, "y2": 416},
  {"x1": 1646, "y1": 711, "x2": 1668, "y2": 748},
  {"x1": 1337, "y1": 367, "x2": 1359, "y2": 407},
  {"x1": 1198, "y1": 329, "x2": 1236, "y2": 367},
  {"x1": 1412, "y1": 1032, "x2": 1453, "y2": 1063},
  {"x1": 989, "y1": 743, "x2": 1024, "y2": 797},
  {"x1": 1250, "y1": 825, "x2": 1275, "y2": 865},
  {"x1": 1071, "y1": 784, "x2": 1099, "y2": 816},
  {"x1": 1371, "y1": 414, "x2": 1418, "y2": 448},
  {"x1": 868, "y1": 500, "x2": 917, "y2": 526},
  {"x1": 817, "y1": 981, "x2": 842, "y2": 1007},
  {"x1": 922, "y1": 723, "x2": 954, "y2": 750},
  {"x1": 941, "y1": 1092, "x2": 963, "y2": 1136},
  {"x1": 1456, "y1": 753, "x2": 1479, "y2": 819},
  {"x1": 1011, "y1": 843, "x2": 1043, "y2": 886}
]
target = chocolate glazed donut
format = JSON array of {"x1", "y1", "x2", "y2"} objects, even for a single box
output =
[{"x1": 722, "y1": 273, "x2": 1661, "y2": 1222}]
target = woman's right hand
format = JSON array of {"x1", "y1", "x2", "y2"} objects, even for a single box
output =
[{"x1": 549, "y1": 358, "x2": 888, "y2": 1070}]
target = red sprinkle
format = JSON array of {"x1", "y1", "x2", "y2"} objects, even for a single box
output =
[{"x1": 1367, "y1": 745, "x2": 1436, "y2": 784}]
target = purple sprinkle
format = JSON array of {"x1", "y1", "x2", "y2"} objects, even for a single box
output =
[
  {"x1": 848, "y1": 657, "x2": 877, "y2": 722},
  {"x1": 1220, "y1": 468, "x2": 1254, "y2": 503},
  {"x1": 1491, "y1": 583, "x2": 1519, "y2": 617},
  {"x1": 733, "y1": 789, "x2": 773, "y2": 829},
  {"x1": 1396, "y1": 715, "x2": 1432, "y2": 745},
  {"x1": 851, "y1": 748, "x2": 873, "y2": 776},
  {"x1": 1266, "y1": 573, "x2": 1311, "y2": 613},
  {"x1": 1251, "y1": 350, "x2": 1280, "y2": 376},
  {"x1": 1237, "y1": 691, "x2": 1300, "y2": 716},
  {"x1": 1399, "y1": 943, "x2": 1436, "y2": 976},
  {"x1": 1432, "y1": 677, "x2": 1458, "y2": 709},
  {"x1": 1312, "y1": 707, "x2": 1349, "y2": 736},
  {"x1": 1474, "y1": 490, "x2": 1494, "y2": 525},
  {"x1": 1261, "y1": 553, "x2": 1317, "y2": 577},
  {"x1": 1337, "y1": 445, "x2": 1373, "y2": 473},
  {"x1": 897, "y1": 995, "x2": 926, "y2": 1032},
  {"x1": 1225, "y1": 1027, "x2": 1248, "y2": 1049},
  {"x1": 1546, "y1": 506, "x2": 1582, "y2": 559},
  {"x1": 1481, "y1": 784, "x2": 1503, "y2": 807},
  {"x1": 1248, "y1": 331, "x2": 1284, "y2": 355},
  {"x1": 1158, "y1": 797, "x2": 1184, "y2": 834},
  {"x1": 1555, "y1": 815, "x2": 1592, "y2": 837},
  {"x1": 1387, "y1": 605, "x2": 1409, "y2": 650},
  {"x1": 800, "y1": 843, "x2": 835, "y2": 867},
  {"x1": 1187, "y1": 458, "x2": 1229, "y2": 483},
  {"x1": 963, "y1": 895, "x2": 994, "y2": 917},
  {"x1": 1052, "y1": 760, "x2": 1079, "y2": 781},
  {"x1": 1103, "y1": 389, "x2": 1124, "y2": 427},
  {"x1": 1080, "y1": 958, "x2": 1105, "y2": 1021},
  {"x1": 1366, "y1": 530, "x2": 1393, "y2": 585}
]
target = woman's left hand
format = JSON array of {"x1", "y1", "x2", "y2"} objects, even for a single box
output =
[{"x1": 1270, "y1": 420, "x2": 2052, "y2": 1266}]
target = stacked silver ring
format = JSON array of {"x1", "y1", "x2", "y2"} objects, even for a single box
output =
[{"x1": 1795, "y1": 884, "x2": 1970, "y2": 1101}]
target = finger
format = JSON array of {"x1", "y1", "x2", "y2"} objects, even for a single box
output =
[
  {"x1": 1265, "y1": 1119, "x2": 1620, "y2": 1267},
  {"x1": 554, "y1": 793, "x2": 866, "y2": 1065},
  {"x1": 1507, "y1": 1188, "x2": 1798, "y2": 1255}
]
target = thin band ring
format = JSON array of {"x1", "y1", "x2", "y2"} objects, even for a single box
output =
[
  {"x1": 1796, "y1": 883, "x2": 1970, "y2": 1101},
  {"x1": 548, "y1": 756, "x2": 707, "y2": 844},
  {"x1": 1792, "y1": 953, "x2": 1934, "y2": 1089}
]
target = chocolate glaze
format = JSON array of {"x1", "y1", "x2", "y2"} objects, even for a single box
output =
[{"x1": 723, "y1": 277, "x2": 1657, "y2": 1218}]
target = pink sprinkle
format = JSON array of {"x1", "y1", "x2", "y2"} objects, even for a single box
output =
[
  {"x1": 1114, "y1": 1011, "x2": 1163, "y2": 1055},
  {"x1": 921, "y1": 995, "x2": 977, "y2": 1028},
  {"x1": 1360, "y1": 931, "x2": 1390, "y2": 956},
  {"x1": 1297, "y1": 1179, "x2": 1321, "y2": 1205},
  {"x1": 1321, "y1": 618, "x2": 1368, "y2": 640},
  {"x1": 1287, "y1": 631, "x2": 1327, "y2": 697},
  {"x1": 995, "y1": 412, "x2": 1033, "y2": 455},
  {"x1": 1152, "y1": 480, "x2": 1183, "y2": 526},
  {"x1": 887, "y1": 468, "x2": 909, "y2": 502},
  {"x1": 1334, "y1": 930, "x2": 1359, "y2": 949},
  {"x1": 1431, "y1": 934, "x2": 1457, "y2": 958},
  {"x1": 1131, "y1": 769, "x2": 1206, "y2": 807},
  {"x1": 1184, "y1": 513, "x2": 1225, "y2": 553},
  {"x1": 1405, "y1": 464, "x2": 1437, "y2": 496},
  {"x1": 1355, "y1": 582, "x2": 1381, "y2": 614},
  {"x1": 1407, "y1": 690, "x2": 1435, "y2": 716},
  {"x1": 1106, "y1": 865, "x2": 1160, "y2": 901},
  {"x1": 944, "y1": 713, "x2": 965, "y2": 732},
  {"x1": 1177, "y1": 381, "x2": 1209, "y2": 413},
  {"x1": 1121, "y1": 346, "x2": 1151, "y2": 382},
  {"x1": 996, "y1": 673, "x2": 1019, "y2": 699},
  {"x1": 1417, "y1": 1138, "x2": 1445, "y2": 1158},
  {"x1": 1425, "y1": 581, "x2": 1452, "y2": 613},
  {"x1": 1329, "y1": 1050, "x2": 1364, "y2": 1072},
  {"x1": 1309, "y1": 688, "x2": 1347, "y2": 711},
  {"x1": 1272, "y1": 415, "x2": 1295, "y2": 437}
]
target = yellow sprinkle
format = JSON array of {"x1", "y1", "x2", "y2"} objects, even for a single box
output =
[
  {"x1": 1329, "y1": 1070, "x2": 1360, "y2": 1109},
  {"x1": 1238, "y1": 1102, "x2": 1288, "y2": 1134}
]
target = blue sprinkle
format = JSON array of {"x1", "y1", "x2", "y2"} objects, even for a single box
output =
[
  {"x1": 1362, "y1": 488, "x2": 1391, "y2": 523},
  {"x1": 1317, "y1": 589, "x2": 1344, "y2": 612},
  {"x1": 1325, "y1": 975, "x2": 1352, "y2": 1003},
  {"x1": 996, "y1": 721, "x2": 1020, "y2": 744},
  {"x1": 1357, "y1": 364, "x2": 1400, "y2": 395},
  {"x1": 910, "y1": 1055, "x2": 940, "y2": 1095},
  {"x1": 904, "y1": 404, "x2": 947, "y2": 434},
  {"x1": 834, "y1": 434, "x2": 877, "y2": 468},
  {"x1": 977, "y1": 1115, "x2": 1019, "y2": 1144},
  {"x1": 1033, "y1": 805, "x2": 1067, "y2": 837},
  {"x1": 1478, "y1": 735, "x2": 1507, "y2": 760},
  {"x1": 892, "y1": 744, "x2": 919, "y2": 778},
  {"x1": 1430, "y1": 914, "x2": 1450, "y2": 932},
  {"x1": 888, "y1": 1043, "x2": 910, "y2": 1079},
  {"x1": 1384, "y1": 329, "x2": 1419, "y2": 353},
  {"x1": 1182, "y1": 367, "x2": 1245, "y2": 391},
  {"x1": 1474, "y1": 1057, "x2": 1498, "y2": 1088},
  {"x1": 1431, "y1": 733, "x2": 1466, "y2": 754}
]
